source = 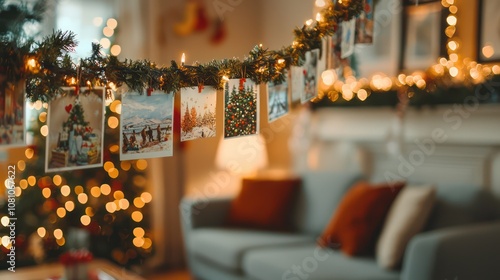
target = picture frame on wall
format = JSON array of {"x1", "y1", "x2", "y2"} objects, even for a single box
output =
[
  {"x1": 477, "y1": 0, "x2": 500, "y2": 62},
  {"x1": 401, "y1": 1, "x2": 445, "y2": 72}
]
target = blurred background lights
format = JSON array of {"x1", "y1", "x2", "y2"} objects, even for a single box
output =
[
  {"x1": 107, "y1": 18, "x2": 118, "y2": 29},
  {"x1": 93, "y1": 17, "x2": 103, "y2": 26}
]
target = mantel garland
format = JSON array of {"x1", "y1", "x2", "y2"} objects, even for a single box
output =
[{"x1": 0, "y1": 0, "x2": 364, "y2": 102}]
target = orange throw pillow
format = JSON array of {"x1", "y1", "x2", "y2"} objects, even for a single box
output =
[
  {"x1": 227, "y1": 177, "x2": 301, "y2": 231},
  {"x1": 318, "y1": 181, "x2": 404, "y2": 256}
]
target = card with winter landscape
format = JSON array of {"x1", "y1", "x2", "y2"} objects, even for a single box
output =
[
  {"x1": 267, "y1": 81, "x2": 289, "y2": 123},
  {"x1": 301, "y1": 49, "x2": 319, "y2": 103},
  {"x1": 224, "y1": 79, "x2": 259, "y2": 139},
  {"x1": 0, "y1": 81, "x2": 26, "y2": 147},
  {"x1": 120, "y1": 90, "x2": 174, "y2": 160},
  {"x1": 45, "y1": 87, "x2": 105, "y2": 172},
  {"x1": 180, "y1": 86, "x2": 217, "y2": 142}
]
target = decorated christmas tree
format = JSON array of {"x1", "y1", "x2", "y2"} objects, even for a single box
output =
[
  {"x1": 224, "y1": 79, "x2": 258, "y2": 138},
  {"x1": 0, "y1": 3, "x2": 154, "y2": 268},
  {"x1": 0, "y1": 99, "x2": 153, "y2": 270}
]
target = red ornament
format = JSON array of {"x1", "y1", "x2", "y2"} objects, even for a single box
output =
[
  {"x1": 147, "y1": 88, "x2": 153, "y2": 96},
  {"x1": 65, "y1": 104, "x2": 73, "y2": 113}
]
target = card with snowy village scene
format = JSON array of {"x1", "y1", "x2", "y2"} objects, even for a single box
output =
[
  {"x1": 267, "y1": 81, "x2": 289, "y2": 123},
  {"x1": 301, "y1": 49, "x2": 319, "y2": 103},
  {"x1": 120, "y1": 90, "x2": 174, "y2": 160},
  {"x1": 180, "y1": 86, "x2": 217, "y2": 142},
  {"x1": 0, "y1": 81, "x2": 26, "y2": 147},
  {"x1": 224, "y1": 79, "x2": 259, "y2": 139},
  {"x1": 45, "y1": 87, "x2": 105, "y2": 172}
]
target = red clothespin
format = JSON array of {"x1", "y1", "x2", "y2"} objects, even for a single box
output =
[{"x1": 198, "y1": 83, "x2": 205, "y2": 93}]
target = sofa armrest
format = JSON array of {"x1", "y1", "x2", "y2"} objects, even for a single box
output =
[
  {"x1": 180, "y1": 196, "x2": 233, "y2": 230},
  {"x1": 401, "y1": 221, "x2": 500, "y2": 280}
]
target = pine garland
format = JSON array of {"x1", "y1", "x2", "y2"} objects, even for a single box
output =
[{"x1": 0, "y1": 0, "x2": 365, "y2": 102}]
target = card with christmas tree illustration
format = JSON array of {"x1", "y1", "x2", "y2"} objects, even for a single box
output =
[
  {"x1": 0, "y1": 81, "x2": 26, "y2": 147},
  {"x1": 180, "y1": 86, "x2": 217, "y2": 142},
  {"x1": 224, "y1": 78, "x2": 259, "y2": 138},
  {"x1": 301, "y1": 49, "x2": 319, "y2": 103},
  {"x1": 45, "y1": 87, "x2": 105, "y2": 172},
  {"x1": 120, "y1": 90, "x2": 175, "y2": 160},
  {"x1": 267, "y1": 81, "x2": 289, "y2": 123}
]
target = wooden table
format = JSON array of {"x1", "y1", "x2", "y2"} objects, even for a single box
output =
[{"x1": 0, "y1": 259, "x2": 146, "y2": 280}]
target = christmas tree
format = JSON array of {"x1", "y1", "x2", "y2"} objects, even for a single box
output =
[
  {"x1": 63, "y1": 97, "x2": 89, "y2": 132},
  {"x1": 0, "y1": 97, "x2": 154, "y2": 270},
  {"x1": 224, "y1": 80, "x2": 258, "y2": 138},
  {"x1": 181, "y1": 104, "x2": 194, "y2": 133}
]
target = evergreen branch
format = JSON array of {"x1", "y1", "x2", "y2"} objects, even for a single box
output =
[{"x1": 2, "y1": 1, "x2": 368, "y2": 100}]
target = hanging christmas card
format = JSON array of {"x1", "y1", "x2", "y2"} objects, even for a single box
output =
[
  {"x1": 267, "y1": 81, "x2": 289, "y2": 123},
  {"x1": 301, "y1": 49, "x2": 319, "y2": 103},
  {"x1": 290, "y1": 66, "x2": 304, "y2": 103},
  {"x1": 224, "y1": 79, "x2": 259, "y2": 138},
  {"x1": 180, "y1": 86, "x2": 217, "y2": 142},
  {"x1": 45, "y1": 87, "x2": 105, "y2": 172},
  {"x1": 355, "y1": 0, "x2": 375, "y2": 44},
  {"x1": 120, "y1": 90, "x2": 174, "y2": 160},
  {"x1": 341, "y1": 18, "x2": 356, "y2": 58},
  {"x1": 0, "y1": 81, "x2": 25, "y2": 147}
]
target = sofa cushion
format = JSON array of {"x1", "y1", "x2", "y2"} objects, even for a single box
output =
[
  {"x1": 242, "y1": 244, "x2": 400, "y2": 280},
  {"x1": 227, "y1": 177, "x2": 301, "y2": 231},
  {"x1": 426, "y1": 185, "x2": 499, "y2": 230},
  {"x1": 292, "y1": 171, "x2": 361, "y2": 235},
  {"x1": 376, "y1": 185, "x2": 436, "y2": 269},
  {"x1": 318, "y1": 181, "x2": 404, "y2": 256},
  {"x1": 191, "y1": 228, "x2": 313, "y2": 271}
]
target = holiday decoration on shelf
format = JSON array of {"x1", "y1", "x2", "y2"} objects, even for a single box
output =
[
  {"x1": 120, "y1": 90, "x2": 174, "y2": 160},
  {"x1": 224, "y1": 78, "x2": 259, "y2": 138},
  {"x1": 45, "y1": 87, "x2": 104, "y2": 172},
  {"x1": 180, "y1": 86, "x2": 217, "y2": 142}
]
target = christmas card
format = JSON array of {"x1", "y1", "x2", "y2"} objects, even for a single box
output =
[
  {"x1": 267, "y1": 81, "x2": 289, "y2": 123},
  {"x1": 45, "y1": 87, "x2": 105, "y2": 172},
  {"x1": 290, "y1": 66, "x2": 305, "y2": 103},
  {"x1": 180, "y1": 86, "x2": 217, "y2": 142},
  {"x1": 301, "y1": 49, "x2": 320, "y2": 103},
  {"x1": 355, "y1": 0, "x2": 374, "y2": 44},
  {"x1": 120, "y1": 90, "x2": 174, "y2": 160},
  {"x1": 224, "y1": 79, "x2": 259, "y2": 138},
  {"x1": 0, "y1": 81, "x2": 25, "y2": 147}
]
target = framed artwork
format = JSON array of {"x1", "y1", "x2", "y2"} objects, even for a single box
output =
[
  {"x1": 401, "y1": 1, "x2": 445, "y2": 71},
  {"x1": 45, "y1": 87, "x2": 105, "y2": 172},
  {"x1": 477, "y1": 0, "x2": 500, "y2": 62},
  {"x1": 120, "y1": 90, "x2": 174, "y2": 160}
]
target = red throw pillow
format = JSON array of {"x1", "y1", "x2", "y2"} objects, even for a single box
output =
[
  {"x1": 227, "y1": 177, "x2": 301, "y2": 231},
  {"x1": 318, "y1": 181, "x2": 405, "y2": 256}
]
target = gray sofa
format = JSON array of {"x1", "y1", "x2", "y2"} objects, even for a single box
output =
[{"x1": 180, "y1": 172, "x2": 500, "y2": 280}]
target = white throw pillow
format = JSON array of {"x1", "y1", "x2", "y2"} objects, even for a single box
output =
[{"x1": 376, "y1": 185, "x2": 436, "y2": 269}]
